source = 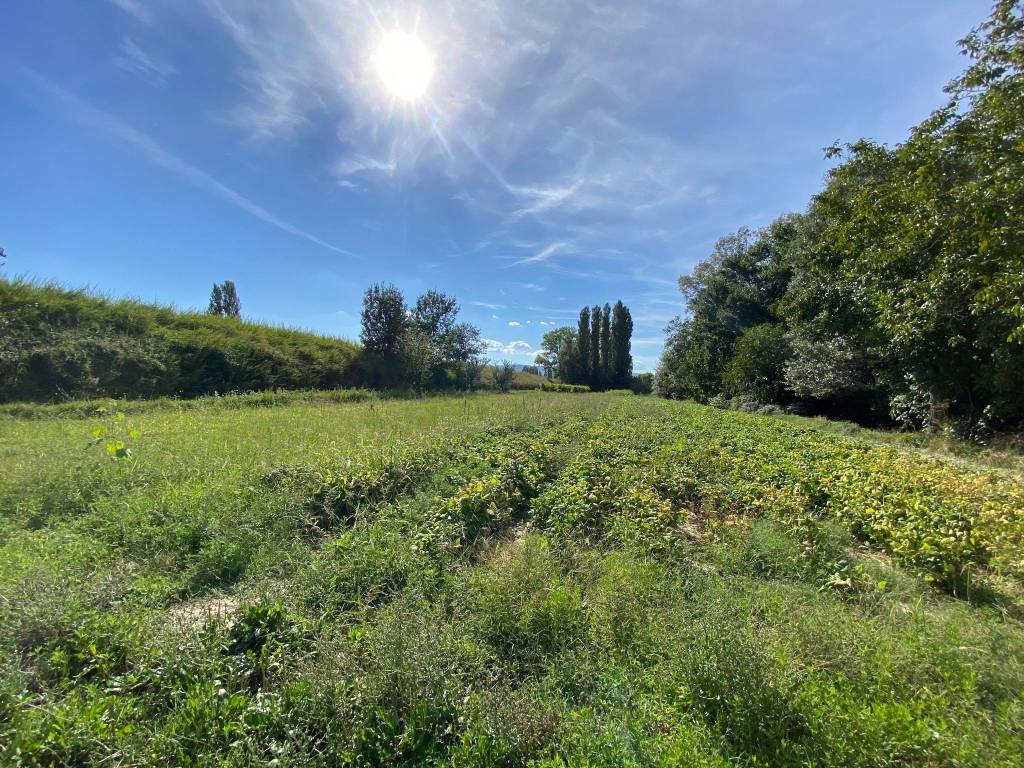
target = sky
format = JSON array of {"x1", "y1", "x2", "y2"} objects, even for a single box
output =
[{"x1": 1, "y1": 0, "x2": 991, "y2": 372}]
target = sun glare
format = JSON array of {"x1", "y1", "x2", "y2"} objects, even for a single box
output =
[{"x1": 373, "y1": 30, "x2": 434, "y2": 102}]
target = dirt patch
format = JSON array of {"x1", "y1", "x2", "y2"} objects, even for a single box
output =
[{"x1": 167, "y1": 595, "x2": 240, "y2": 630}]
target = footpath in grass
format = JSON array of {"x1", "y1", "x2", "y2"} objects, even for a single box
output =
[{"x1": 1, "y1": 392, "x2": 1022, "y2": 766}]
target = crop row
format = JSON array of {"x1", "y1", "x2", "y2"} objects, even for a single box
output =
[{"x1": 527, "y1": 399, "x2": 1023, "y2": 596}]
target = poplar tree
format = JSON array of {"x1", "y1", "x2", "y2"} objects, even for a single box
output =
[
  {"x1": 590, "y1": 306, "x2": 601, "y2": 388},
  {"x1": 610, "y1": 301, "x2": 633, "y2": 387},
  {"x1": 576, "y1": 307, "x2": 591, "y2": 385},
  {"x1": 599, "y1": 303, "x2": 611, "y2": 387},
  {"x1": 207, "y1": 281, "x2": 241, "y2": 318},
  {"x1": 207, "y1": 284, "x2": 224, "y2": 316},
  {"x1": 221, "y1": 281, "x2": 241, "y2": 318}
]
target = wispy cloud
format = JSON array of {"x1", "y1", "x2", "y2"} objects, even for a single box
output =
[
  {"x1": 113, "y1": 37, "x2": 176, "y2": 82},
  {"x1": 23, "y1": 68, "x2": 355, "y2": 258},
  {"x1": 507, "y1": 321, "x2": 521, "y2": 327},
  {"x1": 195, "y1": 0, "x2": 766, "y2": 336},
  {"x1": 510, "y1": 242, "x2": 567, "y2": 268},
  {"x1": 471, "y1": 300, "x2": 506, "y2": 310},
  {"x1": 107, "y1": 0, "x2": 152, "y2": 25}
]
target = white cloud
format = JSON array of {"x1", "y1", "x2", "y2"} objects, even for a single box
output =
[
  {"x1": 471, "y1": 300, "x2": 506, "y2": 310},
  {"x1": 482, "y1": 338, "x2": 533, "y2": 355},
  {"x1": 508, "y1": 320, "x2": 521, "y2": 327}
]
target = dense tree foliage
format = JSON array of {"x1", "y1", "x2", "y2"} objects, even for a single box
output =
[
  {"x1": 535, "y1": 326, "x2": 578, "y2": 382},
  {"x1": 553, "y1": 301, "x2": 633, "y2": 390},
  {"x1": 207, "y1": 280, "x2": 241, "y2": 319},
  {"x1": 360, "y1": 283, "x2": 408, "y2": 357},
  {"x1": 657, "y1": 1, "x2": 1024, "y2": 435},
  {"x1": 358, "y1": 284, "x2": 485, "y2": 390}
]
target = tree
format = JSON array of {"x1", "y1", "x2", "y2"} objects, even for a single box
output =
[
  {"x1": 589, "y1": 306, "x2": 601, "y2": 388},
  {"x1": 610, "y1": 301, "x2": 633, "y2": 388},
  {"x1": 492, "y1": 360, "x2": 516, "y2": 392},
  {"x1": 536, "y1": 326, "x2": 578, "y2": 382},
  {"x1": 207, "y1": 280, "x2": 241, "y2": 318},
  {"x1": 412, "y1": 290, "x2": 458, "y2": 339},
  {"x1": 0, "y1": 246, "x2": 6, "y2": 267},
  {"x1": 654, "y1": 2, "x2": 1024, "y2": 431},
  {"x1": 721, "y1": 324, "x2": 791, "y2": 404},
  {"x1": 221, "y1": 281, "x2": 241, "y2": 318},
  {"x1": 599, "y1": 303, "x2": 611, "y2": 386},
  {"x1": 576, "y1": 308, "x2": 591, "y2": 385},
  {"x1": 207, "y1": 284, "x2": 224, "y2": 316},
  {"x1": 463, "y1": 356, "x2": 487, "y2": 391},
  {"x1": 631, "y1": 372, "x2": 654, "y2": 395},
  {"x1": 361, "y1": 283, "x2": 408, "y2": 356},
  {"x1": 656, "y1": 217, "x2": 801, "y2": 402},
  {"x1": 398, "y1": 327, "x2": 439, "y2": 392}
]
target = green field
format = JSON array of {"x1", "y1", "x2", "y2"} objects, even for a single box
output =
[{"x1": 2, "y1": 392, "x2": 1023, "y2": 766}]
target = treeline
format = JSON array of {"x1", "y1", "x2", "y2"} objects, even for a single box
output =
[
  {"x1": 0, "y1": 279, "x2": 532, "y2": 403},
  {"x1": 656, "y1": 1, "x2": 1024, "y2": 435},
  {"x1": 535, "y1": 301, "x2": 634, "y2": 391},
  {"x1": 356, "y1": 283, "x2": 489, "y2": 390}
]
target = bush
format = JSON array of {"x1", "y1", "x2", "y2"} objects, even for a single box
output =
[
  {"x1": 630, "y1": 373, "x2": 654, "y2": 394},
  {"x1": 540, "y1": 382, "x2": 590, "y2": 393}
]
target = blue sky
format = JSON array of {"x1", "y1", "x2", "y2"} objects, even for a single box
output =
[{"x1": 1, "y1": 1, "x2": 990, "y2": 371}]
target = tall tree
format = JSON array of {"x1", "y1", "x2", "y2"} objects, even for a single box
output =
[
  {"x1": 360, "y1": 283, "x2": 407, "y2": 356},
  {"x1": 576, "y1": 308, "x2": 591, "y2": 385},
  {"x1": 411, "y1": 291, "x2": 458, "y2": 338},
  {"x1": 207, "y1": 283, "x2": 223, "y2": 316},
  {"x1": 599, "y1": 303, "x2": 611, "y2": 387},
  {"x1": 221, "y1": 281, "x2": 241, "y2": 318},
  {"x1": 610, "y1": 300, "x2": 634, "y2": 388},
  {"x1": 207, "y1": 280, "x2": 241, "y2": 318},
  {"x1": 589, "y1": 306, "x2": 601, "y2": 388}
]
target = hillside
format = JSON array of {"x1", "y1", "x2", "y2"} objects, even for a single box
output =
[
  {"x1": 0, "y1": 278, "x2": 362, "y2": 402},
  {"x1": 1, "y1": 392, "x2": 1022, "y2": 765}
]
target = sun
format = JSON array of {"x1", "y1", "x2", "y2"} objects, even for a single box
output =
[{"x1": 372, "y1": 30, "x2": 434, "y2": 102}]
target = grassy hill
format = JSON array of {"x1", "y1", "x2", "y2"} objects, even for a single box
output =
[
  {"x1": 0, "y1": 278, "x2": 362, "y2": 402},
  {"x1": 1, "y1": 392, "x2": 1022, "y2": 765}
]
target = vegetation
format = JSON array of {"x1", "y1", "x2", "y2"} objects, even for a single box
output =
[
  {"x1": 207, "y1": 281, "x2": 242, "y2": 319},
  {"x1": 0, "y1": 278, "x2": 361, "y2": 403},
  {"x1": 359, "y1": 284, "x2": 485, "y2": 391},
  {"x1": 0, "y1": 279, "x2": 501, "y2": 403},
  {"x1": 656, "y1": 1, "x2": 1024, "y2": 437},
  {"x1": 536, "y1": 300, "x2": 634, "y2": 390},
  {"x1": 1, "y1": 391, "x2": 1022, "y2": 766}
]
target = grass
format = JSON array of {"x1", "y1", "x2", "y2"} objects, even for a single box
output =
[
  {"x1": 0, "y1": 277, "x2": 361, "y2": 402},
  {"x1": 1, "y1": 392, "x2": 1022, "y2": 766}
]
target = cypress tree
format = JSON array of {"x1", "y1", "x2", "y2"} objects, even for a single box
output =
[
  {"x1": 589, "y1": 306, "x2": 601, "y2": 389},
  {"x1": 576, "y1": 307, "x2": 591, "y2": 385},
  {"x1": 599, "y1": 303, "x2": 611, "y2": 388}
]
